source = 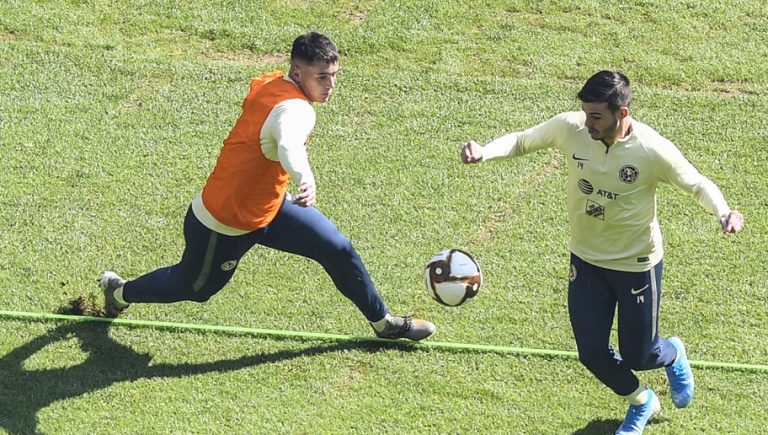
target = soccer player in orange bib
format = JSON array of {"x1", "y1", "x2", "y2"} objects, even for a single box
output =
[{"x1": 99, "y1": 31, "x2": 435, "y2": 341}]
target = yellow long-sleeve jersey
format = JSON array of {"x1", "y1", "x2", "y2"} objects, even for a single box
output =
[{"x1": 481, "y1": 111, "x2": 731, "y2": 272}]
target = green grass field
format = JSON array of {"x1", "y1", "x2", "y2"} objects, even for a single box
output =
[{"x1": 1, "y1": 0, "x2": 767, "y2": 433}]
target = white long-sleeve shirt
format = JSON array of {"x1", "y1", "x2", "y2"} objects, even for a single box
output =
[
  {"x1": 481, "y1": 111, "x2": 731, "y2": 272},
  {"x1": 259, "y1": 77, "x2": 316, "y2": 188}
]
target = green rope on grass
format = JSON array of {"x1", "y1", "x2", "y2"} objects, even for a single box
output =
[{"x1": 1, "y1": 309, "x2": 766, "y2": 373}]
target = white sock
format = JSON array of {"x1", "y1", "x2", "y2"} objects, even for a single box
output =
[
  {"x1": 114, "y1": 286, "x2": 127, "y2": 305},
  {"x1": 370, "y1": 314, "x2": 392, "y2": 332},
  {"x1": 623, "y1": 385, "x2": 649, "y2": 406}
]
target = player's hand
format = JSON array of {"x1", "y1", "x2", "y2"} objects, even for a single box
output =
[
  {"x1": 461, "y1": 140, "x2": 483, "y2": 164},
  {"x1": 722, "y1": 210, "x2": 744, "y2": 234},
  {"x1": 293, "y1": 182, "x2": 316, "y2": 207}
]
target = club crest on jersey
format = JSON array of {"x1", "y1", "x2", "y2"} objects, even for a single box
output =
[
  {"x1": 618, "y1": 165, "x2": 639, "y2": 183},
  {"x1": 221, "y1": 260, "x2": 238, "y2": 271}
]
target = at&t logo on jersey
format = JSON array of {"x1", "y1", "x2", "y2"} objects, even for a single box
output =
[
  {"x1": 578, "y1": 178, "x2": 620, "y2": 200},
  {"x1": 578, "y1": 178, "x2": 594, "y2": 195}
]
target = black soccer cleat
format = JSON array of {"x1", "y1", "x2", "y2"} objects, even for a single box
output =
[{"x1": 373, "y1": 316, "x2": 435, "y2": 341}]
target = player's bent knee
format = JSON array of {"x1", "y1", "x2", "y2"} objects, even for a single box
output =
[
  {"x1": 177, "y1": 282, "x2": 226, "y2": 303},
  {"x1": 186, "y1": 292, "x2": 213, "y2": 303},
  {"x1": 578, "y1": 350, "x2": 614, "y2": 371},
  {"x1": 323, "y1": 235, "x2": 356, "y2": 258}
]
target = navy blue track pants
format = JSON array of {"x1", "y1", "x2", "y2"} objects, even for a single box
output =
[
  {"x1": 122, "y1": 197, "x2": 389, "y2": 322},
  {"x1": 568, "y1": 253, "x2": 678, "y2": 396}
]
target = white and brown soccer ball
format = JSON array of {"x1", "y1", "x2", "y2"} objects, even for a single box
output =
[{"x1": 424, "y1": 249, "x2": 482, "y2": 307}]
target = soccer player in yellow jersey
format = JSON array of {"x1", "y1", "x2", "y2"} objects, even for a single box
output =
[
  {"x1": 461, "y1": 71, "x2": 744, "y2": 434},
  {"x1": 99, "y1": 31, "x2": 435, "y2": 341}
]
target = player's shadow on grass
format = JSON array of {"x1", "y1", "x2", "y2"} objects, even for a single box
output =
[{"x1": 0, "y1": 301, "x2": 405, "y2": 435}]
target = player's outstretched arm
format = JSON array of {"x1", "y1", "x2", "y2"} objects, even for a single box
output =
[
  {"x1": 461, "y1": 140, "x2": 483, "y2": 164},
  {"x1": 722, "y1": 210, "x2": 744, "y2": 234}
]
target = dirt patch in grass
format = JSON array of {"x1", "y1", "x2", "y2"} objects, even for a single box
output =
[{"x1": 58, "y1": 296, "x2": 109, "y2": 317}]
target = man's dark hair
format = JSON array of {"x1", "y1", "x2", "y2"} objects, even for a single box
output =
[
  {"x1": 577, "y1": 70, "x2": 632, "y2": 112},
  {"x1": 291, "y1": 31, "x2": 339, "y2": 64}
]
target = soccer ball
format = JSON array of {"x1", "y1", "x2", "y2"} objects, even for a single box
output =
[{"x1": 424, "y1": 249, "x2": 482, "y2": 306}]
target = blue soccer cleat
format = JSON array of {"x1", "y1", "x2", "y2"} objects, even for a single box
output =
[
  {"x1": 615, "y1": 389, "x2": 661, "y2": 435},
  {"x1": 665, "y1": 337, "x2": 694, "y2": 408}
]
